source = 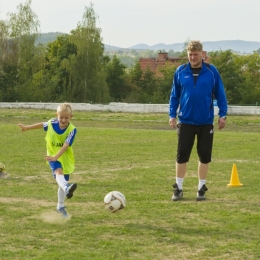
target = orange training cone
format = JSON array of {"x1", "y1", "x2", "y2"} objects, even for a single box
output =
[{"x1": 227, "y1": 164, "x2": 243, "y2": 187}]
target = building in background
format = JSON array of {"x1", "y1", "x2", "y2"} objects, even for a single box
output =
[{"x1": 139, "y1": 51, "x2": 209, "y2": 75}]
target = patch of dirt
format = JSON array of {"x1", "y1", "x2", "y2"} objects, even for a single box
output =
[{"x1": 39, "y1": 211, "x2": 71, "y2": 224}]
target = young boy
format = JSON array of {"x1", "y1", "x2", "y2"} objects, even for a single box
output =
[{"x1": 18, "y1": 103, "x2": 77, "y2": 217}]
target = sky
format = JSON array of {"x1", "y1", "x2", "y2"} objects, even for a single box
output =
[{"x1": 1, "y1": 0, "x2": 260, "y2": 48}]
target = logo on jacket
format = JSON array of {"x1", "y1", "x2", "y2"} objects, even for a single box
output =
[{"x1": 52, "y1": 142, "x2": 64, "y2": 147}]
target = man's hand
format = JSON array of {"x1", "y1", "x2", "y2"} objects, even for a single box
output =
[
  {"x1": 169, "y1": 118, "x2": 177, "y2": 129},
  {"x1": 218, "y1": 117, "x2": 226, "y2": 130}
]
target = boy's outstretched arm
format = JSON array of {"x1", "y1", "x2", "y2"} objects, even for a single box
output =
[{"x1": 17, "y1": 122, "x2": 44, "y2": 131}]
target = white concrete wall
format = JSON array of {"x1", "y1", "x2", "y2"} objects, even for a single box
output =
[
  {"x1": 0, "y1": 102, "x2": 168, "y2": 113},
  {"x1": 227, "y1": 106, "x2": 260, "y2": 115},
  {"x1": 0, "y1": 102, "x2": 259, "y2": 115}
]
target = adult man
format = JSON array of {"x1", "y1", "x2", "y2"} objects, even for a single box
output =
[{"x1": 169, "y1": 40, "x2": 227, "y2": 201}]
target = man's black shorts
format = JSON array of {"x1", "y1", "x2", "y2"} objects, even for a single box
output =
[{"x1": 176, "y1": 123, "x2": 214, "y2": 164}]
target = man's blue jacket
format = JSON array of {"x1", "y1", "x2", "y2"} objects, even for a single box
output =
[{"x1": 169, "y1": 61, "x2": 228, "y2": 125}]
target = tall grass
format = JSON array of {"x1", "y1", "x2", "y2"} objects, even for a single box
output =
[{"x1": 0, "y1": 109, "x2": 260, "y2": 259}]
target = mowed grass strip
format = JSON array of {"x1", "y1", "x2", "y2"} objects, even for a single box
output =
[{"x1": 0, "y1": 109, "x2": 260, "y2": 259}]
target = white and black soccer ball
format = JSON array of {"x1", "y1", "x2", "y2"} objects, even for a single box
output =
[
  {"x1": 104, "y1": 191, "x2": 126, "y2": 213},
  {"x1": 0, "y1": 163, "x2": 5, "y2": 172},
  {"x1": 0, "y1": 163, "x2": 8, "y2": 177}
]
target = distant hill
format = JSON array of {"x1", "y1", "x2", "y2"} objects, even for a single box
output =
[
  {"x1": 36, "y1": 32, "x2": 67, "y2": 45},
  {"x1": 36, "y1": 33, "x2": 260, "y2": 54},
  {"x1": 127, "y1": 40, "x2": 260, "y2": 54},
  {"x1": 36, "y1": 33, "x2": 123, "y2": 50}
]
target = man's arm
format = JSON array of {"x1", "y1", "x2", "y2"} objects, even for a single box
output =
[
  {"x1": 213, "y1": 67, "x2": 228, "y2": 118},
  {"x1": 169, "y1": 71, "x2": 180, "y2": 119}
]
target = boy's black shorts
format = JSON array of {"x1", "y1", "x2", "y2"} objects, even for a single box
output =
[{"x1": 176, "y1": 123, "x2": 214, "y2": 164}]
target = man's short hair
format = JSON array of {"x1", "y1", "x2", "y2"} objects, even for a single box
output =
[{"x1": 186, "y1": 40, "x2": 203, "y2": 52}]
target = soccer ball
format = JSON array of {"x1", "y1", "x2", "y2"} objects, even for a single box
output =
[
  {"x1": 0, "y1": 163, "x2": 5, "y2": 172},
  {"x1": 0, "y1": 163, "x2": 8, "y2": 178},
  {"x1": 104, "y1": 191, "x2": 126, "y2": 213}
]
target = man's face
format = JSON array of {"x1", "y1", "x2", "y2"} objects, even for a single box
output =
[{"x1": 187, "y1": 50, "x2": 203, "y2": 68}]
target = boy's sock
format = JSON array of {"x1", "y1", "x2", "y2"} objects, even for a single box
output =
[
  {"x1": 198, "y1": 179, "x2": 206, "y2": 190},
  {"x1": 57, "y1": 187, "x2": 65, "y2": 209},
  {"x1": 176, "y1": 177, "x2": 184, "y2": 190},
  {"x1": 56, "y1": 175, "x2": 68, "y2": 192}
]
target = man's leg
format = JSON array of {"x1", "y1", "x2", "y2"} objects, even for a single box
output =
[
  {"x1": 198, "y1": 161, "x2": 208, "y2": 189},
  {"x1": 175, "y1": 162, "x2": 186, "y2": 190},
  {"x1": 196, "y1": 125, "x2": 213, "y2": 201},
  {"x1": 172, "y1": 124, "x2": 195, "y2": 201},
  {"x1": 197, "y1": 162, "x2": 209, "y2": 200}
]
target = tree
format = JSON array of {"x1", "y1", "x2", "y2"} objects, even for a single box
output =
[
  {"x1": 237, "y1": 53, "x2": 260, "y2": 105},
  {"x1": 156, "y1": 63, "x2": 177, "y2": 103},
  {"x1": 1, "y1": 0, "x2": 41, "y2": 101},
  {"x1": 68, "y1": 3, "x2": 109, "y2": 103},
  {"x1": 255, "y1": 48, "x2": 260, "y2": 55},
  {"x1": 129, "y1": 62, "x2": 143, "y2": 88},
  {"x1": 29, "y1": 3, "x2": 109, "y2": 103},
  {"x1": 106, "y1": 55, "x2": 129, "y2": 101},
  {"x1": 0, "y1": 62, "x2": 19, "y2": 101},
  {"x1": 136, "y1": 66, "x2": 158, "y2": 103},
  {"x1": 42, "y1": 35, "x2": 77, "y2": 101},
  {"x1": 209, "y1": 50, "x2": 244, "y2": 104}
]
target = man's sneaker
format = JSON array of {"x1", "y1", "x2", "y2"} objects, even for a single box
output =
[
  {"x1": 56, "y1": 207, "x2": 68, "y2": 218},
  {"x1": 172, "y1": 183, "x2": 183, "y2": 201},
  {"x1": 65, "y1": 183, "x2": 77, "y2": 199},
  {"x1": 196, "y1": 184, "x2": 208, "y2": 201}
]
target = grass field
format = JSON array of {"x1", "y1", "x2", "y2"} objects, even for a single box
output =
[{"x1": 1, "y1": 108, "x2": 260, "y2": 259}]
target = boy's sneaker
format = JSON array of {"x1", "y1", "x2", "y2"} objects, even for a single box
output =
[
  {"x1": 172, "y1": 183, "x2": 183, "y2": 201},
  {"x1": 196, "y1": 184, "x2": 208, "y2": 201},
  {"x1": 56, "y1": 207, "x2": 68, "y2": 218},
  {"x1": 65, "y1": 183, "x2": 77, "y2": 199}
]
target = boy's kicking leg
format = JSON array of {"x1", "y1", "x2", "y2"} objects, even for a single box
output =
[
  {"x1": 52, "y1": 166, "x2": 77, "y2": 218},
  {"x1": 55, "y1": 170, "x2": 77, "y2": 199}
]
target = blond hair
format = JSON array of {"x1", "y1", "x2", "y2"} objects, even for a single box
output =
[
  {"x1": 186, "y1": 40, "x2": 203, "y2": 52},
  {"x1": 57, "y1": 103, "x2": 73, "y2": 115}
]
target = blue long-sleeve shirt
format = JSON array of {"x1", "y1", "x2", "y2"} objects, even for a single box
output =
[{"x1": 169, "y1": 61, "x2": 228, "y2": 125}]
